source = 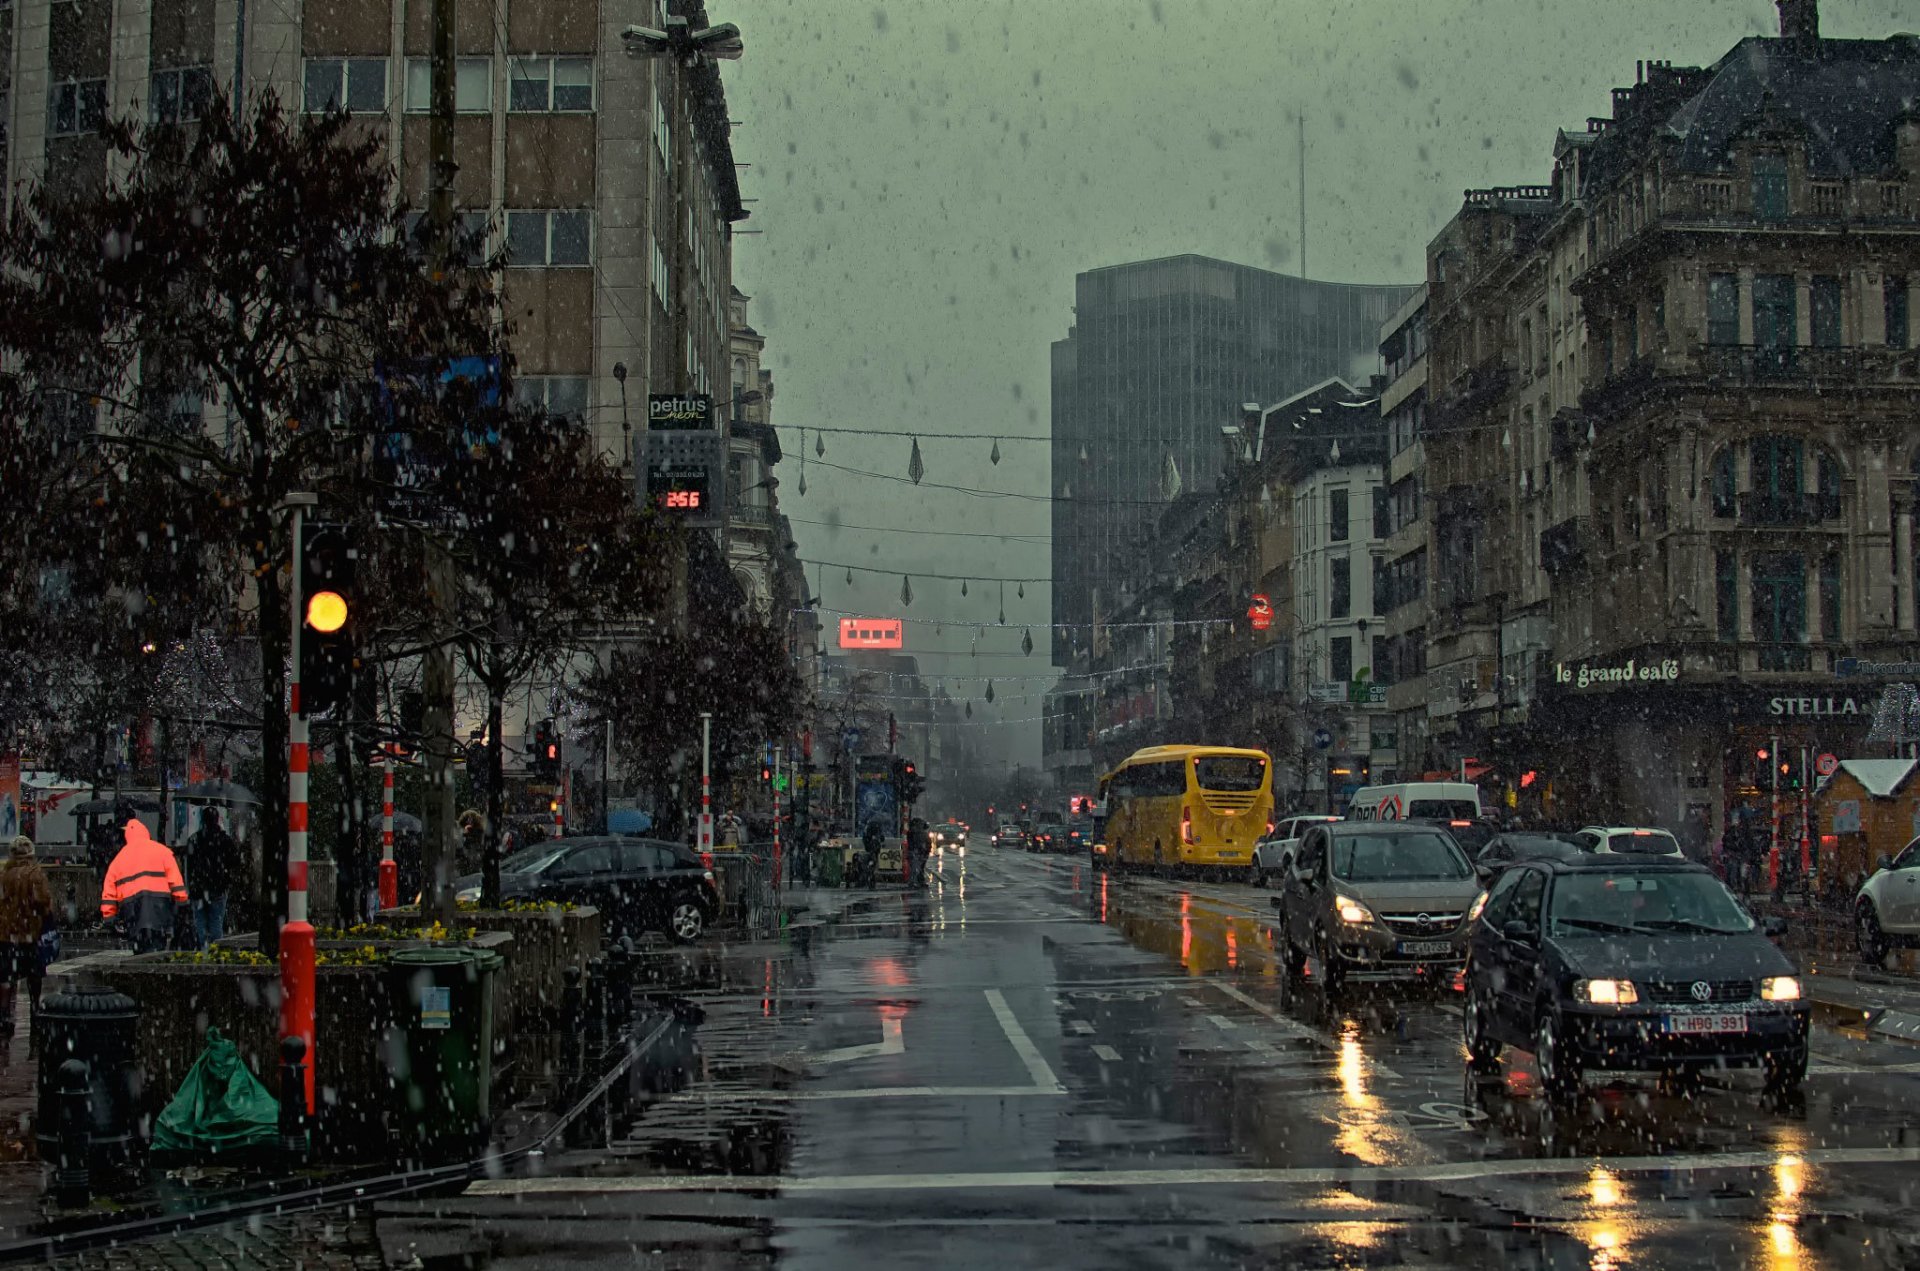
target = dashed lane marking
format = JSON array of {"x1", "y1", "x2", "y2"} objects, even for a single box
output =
[
  {"x1": 985, "y1": 988, "x2": 1066, "y2": 1091},
  {"x1": 469, "y1": 1145, "x2": 1920, "y2": 1196},
  {"x1": 1206, "y1": 1014, "x2": 1238, "y2": 1031},
  {"x1": 813, "y1": 1016, "x2": 906, "y2": 1065},
  {"x1": 1067, "y1": 1019, "x2": 1095, "y2": 1035},
  {"x1": 1210, "y1": 983, "x2": 1402, "y2": 1079},
  {"x1": 1092, "y1": 1044, "x2": 1122, "y2": 1062}
]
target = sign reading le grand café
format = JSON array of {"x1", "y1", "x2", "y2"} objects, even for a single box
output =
[{"x1": 1553, "y1": 651, "x2": 1886, "y2": 723}]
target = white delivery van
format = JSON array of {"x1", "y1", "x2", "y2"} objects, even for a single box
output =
[{"x1": 1346, "y1": 782, "x2": 1481, "y2": 822}]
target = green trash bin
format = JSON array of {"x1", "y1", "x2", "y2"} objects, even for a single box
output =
[
  {"x1": 813, "y1": 842, "x2": 844, "y2": 888},
  {"x1": 385, "y1": 946, "x2": 503, "y2": 1166}
]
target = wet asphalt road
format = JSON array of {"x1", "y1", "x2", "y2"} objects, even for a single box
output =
[{"x1": 383, "y1": 837, "x2": 1920, "y2": 1269}]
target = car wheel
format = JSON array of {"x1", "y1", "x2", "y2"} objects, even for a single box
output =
[
  {"x1": 1763, "y1": 1045, "x2": 1808, "y2": 1102},
  {"x1": 1857, "y1": 901, "x2": 1890, "y2": 968},
  {"x1": 1282, "y1": 926, "x2": 1307, "y2": 978},
  {"x1": 668, "y1": 898, "x2": 706, "y2": 943},
  {"x1": 1464, "y1": 976, "x2": 1502, "y2": 1072},
  {"x1": 1316, "y1": 929, "x2": 1345, "y2": 995},
  {"x1": 1534, "y1": 1006, "x2": 1581, "y2": 1105}
]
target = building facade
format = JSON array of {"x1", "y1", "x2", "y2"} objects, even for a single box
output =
[{"x1": 1, "y1": 0, "x2": 744, "y2": 458}]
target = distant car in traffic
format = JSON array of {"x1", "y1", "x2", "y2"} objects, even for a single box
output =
[
  {"x1": 1463, "y1": 856, "x2": 1806, "y2": 1104},
  {"x1": 1472, "y1": 832, "x2": 1585, "y2": 883},
  {"x1": 992, "y1": 819, "x2": 1022, "y2": 848},
  {"x1": 1252, "y1": 814, "x2": 1341, "y2": 888},
  {"x1": 1853, "y1": 837, "x2": 1920, "y2": 965},
  {"x1": 1030, "y1": 819, "x2": 1069, "y2": 852},
  {"x1": 1271, "y1": 822, "x2": 1481, "y2": 991},
  {"x1": 452, "y1": 835, "x2": 719, "y2": 943},
  {"x1": 1570, "y1": 826, "x2": 1686, "y2": 859},
  {"x1": 930, "y1": 820, "x2": 968, "y2": 848}
]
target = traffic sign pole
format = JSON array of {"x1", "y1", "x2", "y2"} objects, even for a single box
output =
[
  {"x1": 378, "y1": 752, "x2": 397, "y2": 910},
  {"x1": 282, "y1": 497, "x2": 317, "y2": 1115}
]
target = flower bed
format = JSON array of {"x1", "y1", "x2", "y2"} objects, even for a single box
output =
[{"x1": 382, "y1": 903, "x2": 600, "y2": 1028}]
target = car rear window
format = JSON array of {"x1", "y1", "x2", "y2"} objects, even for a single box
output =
[
  {"x1": 1331, "y1": 832, "x2": 1473, "y2": 882},
  {"x1": 1195, "y1": 755, "x2": 1266, "y2": 791},
  {"x1": 1608, "y1": 830, "x2": 1681, "y2": 854},
  {"x1": 1407, "y1": 799, "x2": 1478, "y2": 819}
]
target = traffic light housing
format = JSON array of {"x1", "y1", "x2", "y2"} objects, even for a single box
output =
[
  {"x1": 900, "y1": 760, "x2": 926, "y2": 805},
  {"x1": 298, "y1": 522, "x2": 356, "y2": 715},
  {"x1": 532, "y1": 719, "x2": 559, "y2": 779}
]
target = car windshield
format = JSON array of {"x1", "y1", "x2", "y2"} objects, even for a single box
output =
[
  {"x1": 499, "y1": 845, "x2": 564, "y2": 874},
  {"x1": 1407, "y1": 799, "x2": 1478, "y2": 819},
  {"x1": 1195, "y1": 756, "x2": 1267, "y2": 791},
  {"x1": 1549, "y1": 872, "x2": 1754, "y2": 936},
  {"x1": 1331, "y1": 833, "x2": 1473, "y2": 883}
]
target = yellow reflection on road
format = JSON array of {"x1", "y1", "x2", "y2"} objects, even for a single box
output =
[{"x1": 1588, "y1": 1164, "x2": 1622, "y2": 1208}]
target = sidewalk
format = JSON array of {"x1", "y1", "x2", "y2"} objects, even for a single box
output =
[{"x1": 0, "y1": 1004, "x2": 41, "y2": 1238}]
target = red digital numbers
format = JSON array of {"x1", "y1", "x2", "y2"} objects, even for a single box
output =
[{"x1": 662, "y1": 490, "x2": 702, "y2": 509}]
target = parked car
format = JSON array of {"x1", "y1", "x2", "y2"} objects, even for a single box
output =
[
  {"x1": 1472, "y1": 832, "x2": 1585, "y2": 883},
  {"x1": 1271, "y1": 822, "x2": 1481, "y2": 991},
  {"x1": 1854, "y1": 837, "x2": 1920, "y2": 965},
  {"x1": 1252, "y1": 814, "x2": 1341, "y2": 888},
  {"x1": 1571, "y1": 825, "x2": 1686, "y2": 858},
  {"x1": 452, "y1": 835, "x2": 719, "y2": 943},
  {"x1": 1463, "y1": 856, "x2": 1806, "y2": 1104}
]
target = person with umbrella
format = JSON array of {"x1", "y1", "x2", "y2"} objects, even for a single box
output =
[{"x1": 184, "y1": 808, "x2": 245, "y2": 947}]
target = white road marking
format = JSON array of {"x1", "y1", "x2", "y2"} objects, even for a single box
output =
[
  {"x1": 1092, "y1": 1044, "x2": 1122, "y2": 1062},
  {"x1": 661, "y1": 1084, "x2": 1062, "y2": 1103},
  {"x1": 813, "y1": 1016, "x2": 905, "y2": 1065},
  {"x1": 1210, "y1": 983, "x2": 1400, "y2": 1079},
  {"x1": 1179, "y1": 996, "x2": 1204, "y2": 1007},
  {"x1": 1243, "y1": 1038, "x2": 1281, "y2": 1058},
  {"x1": 469, "y1": 1145, "x2": 1920, "y2": 1197},
  {"x1": 985, "y1": 988, "x2": 1065, "y2": 1091},
  {"x1": 1809, "y1": 1060, "x2": 1920, "y2": 1076},
  {"x1": 1067, "y1": 1019, "x2": 1095, "y2": 1035},
  {"x1": 1206, "y1": 1014, "x2": 1238, "y2": 1031}
]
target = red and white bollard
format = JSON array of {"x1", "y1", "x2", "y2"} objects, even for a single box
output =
[
  {"x1": 281, "y1": 501, "x2": 317, "y2": 1116},
  {"x1": 378, "y1": 752, "x2": 397, "y2": 910}
]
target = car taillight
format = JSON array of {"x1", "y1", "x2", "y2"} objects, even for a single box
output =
[
  {"x1": 1266, "y1": 821, "x2": 1276, "y2": 835},
  {"x1": 1181, "y1": 807, "x2": 1195, "y2": 844},
  {"x1": 701, "y1": 851, "x2": 715, "y2": 871},
  {"x1": 1451, "y1": 820, "x2": 1471, "y2": 827}
]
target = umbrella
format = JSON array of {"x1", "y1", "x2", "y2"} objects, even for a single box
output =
[
  {"x1": 391, "y1": 811, "x2": 423, "y2": 834},
  {"x1": 176, "y1": 780, "x2": 258, "y2": 804},
  {"x1": 71, "y1": 794, "x2": 160, "y2": 816},
  {"x1": 608, "y1": 809, "x2": 654, "y2": 835}
]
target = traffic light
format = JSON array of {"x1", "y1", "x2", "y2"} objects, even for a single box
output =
[
  {"x1": 298, "y1": 522, "x2": 356, "y2": 715},
  {"x1": 900, "y1": 760, "x2": 926, "y2": 805},
  {"x1": 532, "y1": 719, "x2": 559, "y2": 779},
  {"x1": 1781, "y1": 759, "x2": 1799, "y2": 791}
]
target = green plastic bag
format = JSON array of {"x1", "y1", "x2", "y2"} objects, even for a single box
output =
[{"x1": 151, "y1": 1027, "x2": 281, "y2": 1156}]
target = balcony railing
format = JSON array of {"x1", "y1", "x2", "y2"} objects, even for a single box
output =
[
  {"x1": 728, "y1": 502, "x2": 772, "y2": 527},
  {"x1": 1736, "y1": 490, "x2": 1842, "y2": 526},
  {"x1": 1428, "y1": 361, "x2": 1513, "y2": 434},
  {"x1": 1699, "y1": 344, "x2": 1879, "y2": 386},
  {"x1": 1757, "y1": 644, "x2": 1812, "y2": 672}
]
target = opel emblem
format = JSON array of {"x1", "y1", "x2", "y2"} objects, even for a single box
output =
[
  {"x1": 1416, "y1": 913, "x2": 1433, "y2": 934},
  {"x1": 1690, "y1": 980, "x2": 1712, "y2": 1002}
]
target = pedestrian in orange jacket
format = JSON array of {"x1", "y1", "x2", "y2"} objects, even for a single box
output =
[{"x1": 100, "y1": 819, "x2": 188, "y2": 953}]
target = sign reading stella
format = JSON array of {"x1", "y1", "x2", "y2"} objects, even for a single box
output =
[{"x1": 1555, "y1": 656, "x2": 1681, "y2": 691}]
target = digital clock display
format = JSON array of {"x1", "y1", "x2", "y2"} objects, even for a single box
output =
[{"x1": 647, "y1": 465, "x2": 711, "y2": 513}]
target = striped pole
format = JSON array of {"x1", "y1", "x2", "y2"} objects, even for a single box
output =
[
  {"x1": 697, "y1": 712, "x2": 714, "y2": 856},
  {"x1": 772, "y1": 745, "x2": 783, "y2": 891},
  {"x1": 281, "y1": 500, "x2": 317, "y2": 1115},
  {"x1": 378, "y1": 752, "x2": 397, "y2": 909}
]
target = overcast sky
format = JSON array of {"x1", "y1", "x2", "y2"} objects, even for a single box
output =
[{"x1": 722, "y1": 0, "x2": 1914, "y2": 770}]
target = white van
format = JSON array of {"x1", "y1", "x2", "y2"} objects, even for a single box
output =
[{"x1": 1346, "y1": 782, "x2": 1481, "y2": 822}]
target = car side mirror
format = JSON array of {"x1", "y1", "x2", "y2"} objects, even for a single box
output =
[
  {"x1": 1878, "y1": 853, "x2": 1894, "y2": 872},
  {"x1": 1474, "y1": 864, "x2": 1493, "y2": 884},
  {"x1": 1270, "y1": 896, "x2": 1284, "y2": 911},
  {"x1": 1501, "y1": 920, "x2": 1537, "y2": 944},
  {"x1": 1763, "y1": 916, "x2": 1789, "y2": 938}
]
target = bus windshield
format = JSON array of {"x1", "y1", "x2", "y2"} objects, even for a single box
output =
[{"x1": 1195, "y1": 755, "x2": 1267, "y2": 791}]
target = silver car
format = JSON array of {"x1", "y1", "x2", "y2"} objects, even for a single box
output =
[
  {"x1": 1252, "y1": 814, "x2": 1341, "y2": 887},
  {"x1": 1273, "y1": 822, "x2": 1482, "y2": 990}
]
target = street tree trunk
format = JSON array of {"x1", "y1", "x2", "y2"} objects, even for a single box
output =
[{"x1": 482, "y1": 670, "x2": 506, "y2": 908}]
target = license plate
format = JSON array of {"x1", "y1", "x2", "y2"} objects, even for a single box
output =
[
  {"x1": 1664, "y1": 1012, "x2": 1748, "y2": 1034},
  {"x1": 1395, "y1": 940, "x2": 1454, "y2": 958}
]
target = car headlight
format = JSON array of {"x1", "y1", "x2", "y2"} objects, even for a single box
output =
[
  {"x1": 1467, "y1": 891, "x2": 1490, "y2": 923},
  {"x1": 454, "y1": 887, "x2": 480, "y2": 904},
  {"x1": 1761, "y1": 975, "x2": 1801, "y2": 1002},
  {"x1": 1335, "y1": 896, "x2": 1374, "y2": 925},
  {"x1": 1574, "y1": 978, "x2": 1639, "y2": 1005}
]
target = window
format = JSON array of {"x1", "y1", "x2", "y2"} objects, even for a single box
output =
[
  {"x1": 551, "y1": 844, "x2": 612, "y2": 877},
  {"x1": 1371, "y1": 634, "x2": 1391, "y2": 686},
  {"x1": 1811, "y1": 275, "x2": 1843, "y2": 347},
  {"x1": 1716, "y1": 548, "x2": 1738, "y2": 640},
  {"x1": 303, "y1": 58, "x2": 387, "y2": 113},
  {"x1": 1624, "y1": 304, "x2": 1639, "y2": 362},
  {"x1": 1752, "y1": 274, "x2": 1796, "y2": 350},
  {"x1": 509, "y1": 56, "x2": 593, "y2": 112},
  {"x1": 1888, "y1": 276, "x2": 1910, "y2": 349},
  {"x1": 1707, "y1": 273, "x2": 1740, "y2": 346},
  {"x1": 1329, "y1": 488, "x2": 1349, "y2": 542},
  {"x1": 1480, "y1": 868, "x2": 1527, "y2": 928},
  {"x1": 515, "y1": 376, "x2": 589, "y2": 422},
  {"x1": 1370, "y1": 552, "x2": 1387, "y2": 616},
  {"x1": 1371, "y1": 486, "x2": 1390, "y2": 539},
  {"x1": 1710, "y1": 448, "x2": 1736, "y2": 517},
  {"x1": 1506, "y1": 870, "x2": 1547, "y2": 933},
  {"x1": 1752, "y1": 155, "x2": 1788, "y2": 220},
  {"x1": 1820, "y1": 554, "x2": 1841, "y2": 640},
  {"x1": 1751, "y1": 435, "x2": 1804, "y2": 504},
  {"x1": 149, "y1": 66, "x2": 213, "y2": 123},
  {"x1": 1752, "y1": 551, "x2": 1807, "y2": 651},
  {"x1": 1329, "y1": 635, "x2": 1353, "y2": 683},
  {"x1": 1329, "y1": 554, "x2": 1351, "y2": 619},
  {"x1": 505, "y1": 210, "x2": 591, "y2": 267},
  {"x1": 47, "y1": 79, "x2": 107, "y2": 137},
  {"x1": 405, "y1": 58, "x2": 492, "y2": 112},
  {"x1": 1651, "y1": 288, "x2": 1667, "y2": 350}
]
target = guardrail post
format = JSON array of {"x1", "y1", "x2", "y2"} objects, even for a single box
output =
[
  {"x1": 279, "y1": 1035, "x2": 310, "y2": 1164},
  {"x1": 51, "y1": 1059, "x2": 91, "y2": 1208}
]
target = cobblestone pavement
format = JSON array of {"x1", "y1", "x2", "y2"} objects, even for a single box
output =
[{"x1": 45, "y1": 1209, "x2": 385, "y2": 1271}]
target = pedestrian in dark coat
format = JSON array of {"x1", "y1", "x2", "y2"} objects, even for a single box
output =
[{"x1": 0, "y1": 837, "x2": 54, "y2": 1031}]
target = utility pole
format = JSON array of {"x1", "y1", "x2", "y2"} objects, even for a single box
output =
[
  {"x1": 418, "y1": 0, "x2": 459, "y2": 920},
  {"x1": 281, "y1": 493, "x2": 318, "y2": 1115}
]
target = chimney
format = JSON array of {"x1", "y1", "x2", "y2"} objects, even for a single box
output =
[{"x1": 1776, "y1": 0, "x2": 1819, "y2": 47}]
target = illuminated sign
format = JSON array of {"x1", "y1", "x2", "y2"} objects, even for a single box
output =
[
  {"x1": 647, "y1": 393, "x2": 714, "y2": 431},
  {"x1": 839, "y1": 618, "x2": 903, "y2": 650},
  {"x1": 1247, "y1": 593, "x2": 1273, "y2": 631},
  {"x1": 647, "y1": 465, "x2": 711, "y2": 514}
]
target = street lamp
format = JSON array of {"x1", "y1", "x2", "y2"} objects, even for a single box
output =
[{"x1": 622, "y1": 16, "x2": 744, "y2": 64}]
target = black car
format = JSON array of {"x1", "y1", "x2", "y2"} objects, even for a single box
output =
[
  {"x1": 1403, "y1": 816, "x2": 1499, "y2": 860},
  {"x1": 1463, "y1": 856, "x2": 1807, "y2": 1103},
  {"x1": 453, "y1": 835, "x2": 720, "y2": 943},
  {"x1": 1472, "y1": 832, "x2": 1585, "y2": 882}
]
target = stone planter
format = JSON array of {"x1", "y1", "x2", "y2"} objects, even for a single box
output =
[
  {"x1": 381, "y1": 904, "x2": 600, "y2": 1029},
  {"x1": 90, "y1": 929, "x2": 514, "y2": 1162}
]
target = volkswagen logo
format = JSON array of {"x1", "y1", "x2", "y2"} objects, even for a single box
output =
[{"x1": 1690, "y1": 980, "x2": 1713, "y2": 1002}]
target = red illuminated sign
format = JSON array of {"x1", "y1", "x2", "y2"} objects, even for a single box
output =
[
  {"x1": 838, "y1": 618, "x2": 903, "y2": 649},
  {"x1": 1247, "y1": 594, "x2": 1273, "y2": 631},
  {"x1": 661, "y1": 490, "x2": 702, "y2": 509}
]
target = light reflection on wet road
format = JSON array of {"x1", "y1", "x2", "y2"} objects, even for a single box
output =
[{"x1": 386, "y1": 837, "x2": 1920, "y2": 1269}]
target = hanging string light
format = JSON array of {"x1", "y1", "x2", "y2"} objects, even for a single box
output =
[
  {"x1": 797, "y1": 469, "x2": 807, "y2": 496},
  {"x1": 1017, "y1": 582, "x2": 1025, "y2": 600},
  {"x1": 908, "y1": 437, "x2": 925, "y2": 484},
  {"x1": 816, "y1": 432, "x2": 826, "y2": 457},
  {"x1": 1021, "y1": 627, "x2": 1034, "y2": 656},
  {"x1": 965, "y1": 701, "x2": 973, "y2": 718},
  {"x1": 984, "y1": 682, "x2": 995, "y2": 704},
  {"x1": 998, "y1": 581, "x2": 1006, "y2": 625},
  {"x1": 960, "y1": 578, "x2": 968, "y2": 597},
  {"x1": 845, "y1": 567, "x2": 853, "y2": 586},
  {"x1": 989, "y1": 438, "x2": 1001, "y2": 466},
  {"x1": 901, "y1": 574, "x2": 913, "y2": 605}
]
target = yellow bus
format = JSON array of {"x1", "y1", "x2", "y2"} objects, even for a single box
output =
[{"x1": 1099, "y1": 745, "x2": 1275, "y2": 873}]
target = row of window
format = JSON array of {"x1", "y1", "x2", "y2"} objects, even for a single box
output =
[
  {"x1": 1702, "y1": 272, "x2": 1909, "y2": 349},
  {"x1": 401, "y1": 208, "x2": 591, "y2": 267},
  {"x1": 1326, "y1": 633, "x2": 1394, "y2": 686},
  {"x1": 303, "y1": 56, "x2": 594, "y2": 117},
  {"x1": 1714, "y1": 549, "x2": 1843, "y2": 653}
]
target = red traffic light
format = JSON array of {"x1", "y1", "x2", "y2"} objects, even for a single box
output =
[{"x1": 1756, "y1": 748, "x2": 1770, "y2": 761}]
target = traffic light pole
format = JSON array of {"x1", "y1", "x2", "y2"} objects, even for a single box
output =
[
  {"x1": 698, "y1": 712, "x2": 713, "y2": 854},
  {"x1": 379, "y1": 752, "x2": 397, "y2": 910},
  {"x1": 282, "y1": 495, "x2": 318, "y2": 1115},
  {"x1": 1768, "y1": 730, "x2": 1782, "y2": 895},
  {"x1": 772, "y1": 746, "x2": 782, "y2": 892}
]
